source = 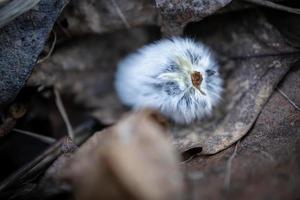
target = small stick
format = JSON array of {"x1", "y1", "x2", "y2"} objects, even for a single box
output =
[
  {"x1": 242, "y1": 0, "x2": 300, "y2": 14},
  {"x1": 54, "y1": 88, "x2": 75, "y2": 140},
  {"x1": 13, "y1": 128, "x2": 56, "y2": 144},
  {"x1": 224, "y1": 140, "x2": 240, "y2": 191},
  {"x1": 277, "y1": 88, "x2": 300, "y2": 111},
  {"x1": 0, "y1": 138, "x2": 63, "y2": 192},
  {"x1": 110, "y1": 0, "x2": 130, "y2": 29},
  {"x1": 0, "y1": 118, "x2": 101, "y2": 192},
  {"x1": 37, "y1": 31, "x2": 57, "y2": 64}
]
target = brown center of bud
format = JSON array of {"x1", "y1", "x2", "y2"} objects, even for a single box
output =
[{"x1": 191, "y1": 71, "x2": 206, "y2": 95}]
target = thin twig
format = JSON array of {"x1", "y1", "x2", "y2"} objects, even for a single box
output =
[
  {"x1": 242, "y1": 0, "x2": 300, "y2": 14},
  {"x1": 0, "y1": 118, "x2": 101, "y2": 192},
  {"x1": 12, "y1": 128, "x2": 56, "y2": 144},
  {"x1": 37, "y1": 31, "x2": 57, "y2": 64},
  {"x1": 0, "y1": 138, "x2": 63, "y2": 192},
  {"x1": 54, "y1": 88, "x2": 75, "y2": 140},
  {"x1": 110, "y1": 0, "x2": 130, "y2": 29},
  {"x1": 224, "y1": 140, "x2": 240, "y2": 191},
  {"x1": 277, "y1": 88, "x2": 300, "y2": 111}
]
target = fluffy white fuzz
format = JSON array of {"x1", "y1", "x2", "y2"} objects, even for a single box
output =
[{"x1": 115, "y1": 37, "x2": 223, "y2": 124}]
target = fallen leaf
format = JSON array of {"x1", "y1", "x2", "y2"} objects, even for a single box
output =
[
  {"x1": 0, "y1": 0, "x2": 69, "y2": 107},
  {"x1": 58, "y1": 0, "x2": 159, "y2": 35},
  {"x1": 60, "y1": 110, "x2": 184, "y2": 200},
  {"x1": 156, "y1": 0, "x2": 232, "y2": 35},
  {"x1": 177, "y1": 10, "x2": 299, "y2": 154}
]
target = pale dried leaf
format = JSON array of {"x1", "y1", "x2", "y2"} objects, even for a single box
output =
[{"x1": 60, "y1": 110, "x2": 184, "y2": 200}]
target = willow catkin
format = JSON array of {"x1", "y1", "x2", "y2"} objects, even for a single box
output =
[{"x1": 115, "y1": 37, "x2": 223, "y2": 124}]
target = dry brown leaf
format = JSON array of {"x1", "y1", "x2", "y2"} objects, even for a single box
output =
[
  {"x1": 156, "y1": 0, "x2": 232, "y2": 35},
  {"x1": 60, "y1": 110, "x2": 184, "y2": 200},
  {"x1": 57, "y1": 0, "x2": 232, "y2": 36},
  {"x1": 184, "y1": 66, "x2": 300, "y2": 199},
  {"x1": 58, "y1": 0, "x2": 159, "y2": 35},
  {"x1": 176, "y1": 11, "x2": 299, "y2": 154}
]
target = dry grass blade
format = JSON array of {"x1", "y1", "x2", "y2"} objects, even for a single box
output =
[
  {"x1": 224, "y1": 141, "x2": 240, "y2": 191},
  {"x1": 277, "y1": 88, "x2": 300, "y2": 111},
  {"x1": 0, "y1": 0, "x2": 41, "y2": 28},
  {"x1": 242, "y1": 0, "x2": 300, "y2": 14},
  {"x1": 54, "y1": 88, "x2": 75, "y2": 140},
  {"x1": 12, "y1": 128, "x2": 56, "y2": 144},
  {"x1": 37, "y1": 31, "x2": 57, "y2": 64},
  {"x1": 110, "y1": 0, "x2": 130, "y2": 29}
]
